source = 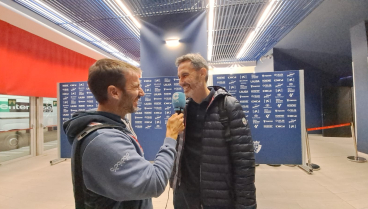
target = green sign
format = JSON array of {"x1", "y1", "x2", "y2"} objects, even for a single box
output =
[
  {"x1": 53, "y1": 101, "x2": 57, "y2": 107},
  {"x1": 8, "y1": 99, "x2": 16, "y2": 106},
  {"x1": 0, "y1": 101, "x2": 9, "y2": 112}
]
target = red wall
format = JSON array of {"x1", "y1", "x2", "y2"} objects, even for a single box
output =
[{"x1": 0, "y1": 20, "x2": 96, "y2": 98}]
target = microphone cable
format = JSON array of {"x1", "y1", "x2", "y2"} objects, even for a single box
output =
[{"x1": 165, "y1": 187, "x2": 171, "y2": 209}]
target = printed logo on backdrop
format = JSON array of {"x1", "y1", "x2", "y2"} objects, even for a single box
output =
[{"x1": 253, "y1": 141, "x2": 262, "y2": 153}]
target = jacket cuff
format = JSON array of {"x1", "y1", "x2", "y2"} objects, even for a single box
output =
[{"x1": 164, "y1": 137, "x2": 177, "y2": 147}]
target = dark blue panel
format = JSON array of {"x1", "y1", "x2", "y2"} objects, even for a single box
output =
[
  {"x1": 131, "y1": 76, "x2": 183, "y2": 160},
  {"x1": 140, "y1": 11, "x2": 207, "y2": 77},
  {"x1": 213, "y1": 70, "x2": 303, "y2": 164},
  {"x1": 59, "y1": 82, "x2": 98, "y2": 158},
  {"x1": 350, "y1": 22, "x2": 368, "y2": 154}
]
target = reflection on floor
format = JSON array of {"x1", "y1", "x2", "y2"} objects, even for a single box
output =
[
  {"x1": 0, "y1": 135, "x2": 367, "y2": 209},
  {"x1": 0, "y1": 147, "x2": 30, "y2": 163},
  {"x1": 44, "y1": 140, "x2": 58, "y2": 151},
  {"x1": 0, "y1": 141, "x2": 58, "y2": 163}
]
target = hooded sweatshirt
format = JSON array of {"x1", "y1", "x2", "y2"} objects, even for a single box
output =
[{"x1": 63, "y1": 110, "x2": 177, "y2": 209}]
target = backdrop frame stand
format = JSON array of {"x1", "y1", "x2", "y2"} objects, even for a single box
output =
[
  {"x1": 298, "y1": 129, "x2": 314, "y2": 174},
  {"x1": 347, "y1": 122, "x2": 367, "y2": 163}
]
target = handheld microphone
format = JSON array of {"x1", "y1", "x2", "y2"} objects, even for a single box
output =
[{"x1": 172, "y1": 92, "x2": 186, "y2": 114}]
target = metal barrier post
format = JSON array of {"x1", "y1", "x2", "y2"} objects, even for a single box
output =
[
  {"x1": 347, "y1": 122, "x2": 367, "y2": 163},
  {"x1": 298, "y1": 129, "x2": 313, "y2": 174},
  {"x1": 305, "y1": 129, "x2": 320, "y2": 170}
]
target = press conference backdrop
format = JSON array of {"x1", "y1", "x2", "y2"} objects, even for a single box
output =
[
  {"x1": 58, "y1": 72, "x2": 305, "y2": 164},
  {"x1": 131, "y1": 76, "x2": 183, "y2": 161},
  {"x1": 57, "y1": 78, "x2": 183, "y2": 159},
  {"x1": 213, "y1": 70, "x2": 306, "y2": 164},
  {"x1": 58, "y1": 82, "x2": 98, "y2": 158}
]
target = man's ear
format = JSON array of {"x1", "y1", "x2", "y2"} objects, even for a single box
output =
[
  {"x1": 107, "y1": 85, "x2": 121, "y2": 100},
  {"x1": 200, "y1": 68, "x2": 207, "y2": 80}
]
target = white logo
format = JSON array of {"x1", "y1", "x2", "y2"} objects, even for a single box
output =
[
  {"x1": 253, "y1": 141, "x2": 262, "y2": 153},
  {"x1": 173, "y1": 92, "x2": 179, "y2": 101},
  {"x1": 242, "y1": 117, "x2": 247, "y2": 126},
  {"x1": 110, "y1": 153, "x2": 130, "y2": 172}
]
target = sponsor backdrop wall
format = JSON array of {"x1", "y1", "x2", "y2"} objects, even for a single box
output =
[
  {"x1": 58, "y1": 82, "x2": 98, "y2": 158},
  {"x1": 58, "y1": 79, "x2": 182, "y2": 160},
  {"x1": 213, "y1": 70, "x2": 306, "y2": 164},
  {"x1": 59, "y1": 70, "x2": 306, "y2": 164},
  {"x1": 131, "y1": 77, "x2": 183, "y2": 160}
]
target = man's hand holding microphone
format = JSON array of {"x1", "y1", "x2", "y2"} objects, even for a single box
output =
[{"x1": 166, "y1": 92, "x2": 186, "y2": 140}]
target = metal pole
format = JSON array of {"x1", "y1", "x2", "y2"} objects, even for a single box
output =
[
  {"x1": 298, "y1": 129, "x2": 313, "y2": 174},
  {"x1": 305, "y1": 129, "x2": 320, "y2": 170},
  {"x1": 347, "y1": 122, "x2": 367, "y2": 163}
]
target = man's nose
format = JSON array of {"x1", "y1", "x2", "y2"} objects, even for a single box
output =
[
  {"x1": 178, "y1": 78, "x2": 184, "y2": 86},
  {"x1": 140, "y1": 87, "x2": 145, "y2": 97}
]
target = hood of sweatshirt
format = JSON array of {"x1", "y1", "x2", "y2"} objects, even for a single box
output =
[{"x1": 63, "y1": 110, "x2": 127, "y2": 145}]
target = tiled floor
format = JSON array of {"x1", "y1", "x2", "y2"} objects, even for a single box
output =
[{"x1": 0, "y1": 135, "x2": 367, "y2": 209}]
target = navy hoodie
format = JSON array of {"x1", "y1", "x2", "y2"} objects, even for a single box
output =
[{"x1": 63, "y1": 110, "x2": 177, "y2": 209}]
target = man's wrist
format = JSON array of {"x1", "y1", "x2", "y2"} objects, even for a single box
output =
[{"x1": 166, "y1": 133, "x2": 177, "y2": 140}]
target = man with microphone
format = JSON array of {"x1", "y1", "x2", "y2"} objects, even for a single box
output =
[
  {"x1": 170, "y1": 53, "x2": 257, "y2": 209},
  {"x1": 63, "y1": 58, "x2": 184, "y2": 209}
]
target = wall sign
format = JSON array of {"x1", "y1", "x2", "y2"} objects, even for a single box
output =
[
  {"x1": 213, "y1": 70, "x2": 305, "y2": 164},
  {"x1": 131, "y1": 76, "x2": 183, "y2": 160}
]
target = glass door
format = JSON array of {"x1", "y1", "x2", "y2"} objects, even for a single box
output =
[
  {"x1": 0, "y1": 95, "x2": 34, "y2": 163},
  {"x1": 43, "y1": 97, "x2": 58, "y2": 151}
]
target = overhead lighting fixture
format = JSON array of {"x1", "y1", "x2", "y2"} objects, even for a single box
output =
[
  {"x1": 17, "y1": 0, "x2": 140, "y2": 66},
  {"x1": 236, "y1": 0, "x2": 276, "y2": 59},
  {"x1": 165, "y1": 39, "x2": 180, "y2": 47},
  {"x1": 207, "y1": 0, "x2": 215, "y2": 61},
  {"x1": 103, "y1": 0, "x2": 139, "y2": 37},
  {"x1": 114, "y1": 0, "x2": 141, "y2": 29},
  {"x1": 33, "y1": 0, "x2": 71, "y2": 23}
]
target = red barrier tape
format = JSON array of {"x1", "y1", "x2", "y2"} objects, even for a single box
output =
[{"x1": 307, "y1": 123, "x2": 351, "y2": 132}]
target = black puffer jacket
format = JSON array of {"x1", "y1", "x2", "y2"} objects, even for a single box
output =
[{"x1": 170, "y1": 86, "x2": 256, "y2": 208}]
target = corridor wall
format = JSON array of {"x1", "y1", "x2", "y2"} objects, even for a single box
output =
[{"x1": 0, "y1": 20, "x2": 95, "y2": 98}]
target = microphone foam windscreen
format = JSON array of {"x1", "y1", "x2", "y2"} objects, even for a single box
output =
[{"x1": 172, "y1": 92, "x2": 186, "y2": 112}]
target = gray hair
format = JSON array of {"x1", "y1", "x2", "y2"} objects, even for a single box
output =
[{"x1": 175, "y1": 53, "x2": 209, "y2": 82}]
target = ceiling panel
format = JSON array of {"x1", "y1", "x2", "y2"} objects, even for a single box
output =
[{"x1": 13, "y1": 0, "x2": 323, "y2": 65}]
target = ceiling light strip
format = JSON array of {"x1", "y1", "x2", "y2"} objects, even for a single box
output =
[
  {"x1": 226, "y1": 3, "x2": 247, "y2": 61},
  {"x1": 248, "y1": 0, "x2": 293, "y2": 60},
  {"x1": 236, "y1": 0, "x2": 277, "y2": 59},
  {"x1": 114, "y1": 0, "x2": 141, "y2": 28},
  {"x1": 229, "y1": 1, "x2": 260, "y2": 61},
  {"x1": 17, "y1": 0, "x2": 140, "y2": 66},
  {"x1": 207, "y1": 0, "x2": 215, "y2": 61},
  {"x1": 103, "y1": 0, "x2": 140, "y2": 37},
  {"x1": 220, "y1": 3, "x2": 232, "y2": 61},
  {"x1": 243, "y1": 1, "x2": 281, "y2": 59},
  {"x1": 228, "y1": 2, "x2": 252, "y2": 62}
]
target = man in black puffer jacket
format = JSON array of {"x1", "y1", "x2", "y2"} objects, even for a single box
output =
[{"x1": 170, "y1": 53, "x2": 256, "y2": 209}]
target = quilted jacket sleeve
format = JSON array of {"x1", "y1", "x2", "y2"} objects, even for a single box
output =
[{"x1": 226, "y1": 96, "x2": 257, "y2": 209}]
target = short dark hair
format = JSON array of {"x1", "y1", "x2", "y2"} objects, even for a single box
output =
[
  {"x1": 88, "y1": 59, "x2": 141, "y2": 104},
  {"x1": 175, "y1": 53, "x2": 209, "y2": 82}
]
